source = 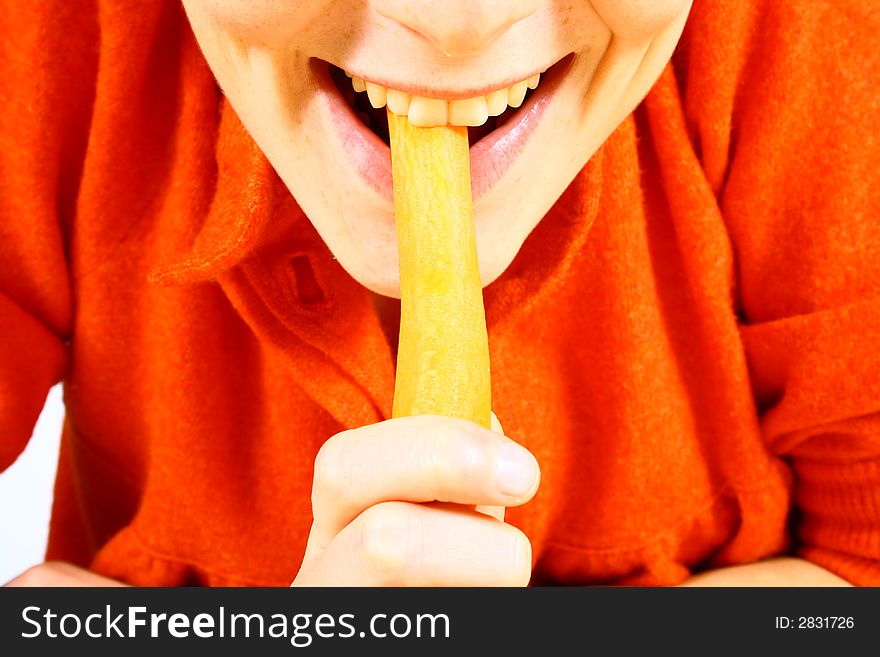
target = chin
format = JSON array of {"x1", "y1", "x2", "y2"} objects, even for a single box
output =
[
  {"x1": 344, "y1": 240, "x2": 515, "y2": 299},
  {"x1": 356, "y1": 264, "x2": 403, "y2": 299}
]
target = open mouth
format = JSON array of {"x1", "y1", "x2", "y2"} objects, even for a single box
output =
[
  {"x1": 327, "y1": 56, "x2": 571, "y2": 148},
  {"x1": 313, "y1": 54, "x2": 573, "y2": 198}
]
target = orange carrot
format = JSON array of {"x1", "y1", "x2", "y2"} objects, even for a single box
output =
[{"x1": 387, "y1": 110, "x2": 491, "y2": 428}]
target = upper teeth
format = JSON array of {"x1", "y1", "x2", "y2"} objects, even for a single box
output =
[{"x1": 344, "y1": 70, "x2": 541, "y2": 128}]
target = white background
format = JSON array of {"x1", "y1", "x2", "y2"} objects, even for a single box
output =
[{"x1": 0, "y1": 384, "x2": 63, "y2": 584}]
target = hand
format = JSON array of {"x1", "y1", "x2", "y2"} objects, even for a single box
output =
[
  {"x1": 678, "y1": 558, "x2": 852, "y2": 586},
  {"x1": 3, "y1": 561, "x2": 128, "y2": 587},
  {"x1": 293, "y1": 414, "x2": 540, "y2": 586}
]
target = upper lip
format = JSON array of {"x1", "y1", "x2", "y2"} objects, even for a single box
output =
[{"x1": 327, "y1": 55, "x2": 565, "y2": 100}]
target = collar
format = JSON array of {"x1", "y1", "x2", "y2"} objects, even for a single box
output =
[
  {"x1": 148, "y1": 98, "x2": 304, "y2": 286},
  {"x1": 148, "y1": 92, "x2": 605, "y2": 333}
]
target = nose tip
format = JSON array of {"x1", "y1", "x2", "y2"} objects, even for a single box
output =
[{"x1": 374, "y1": 0, "x2": 540, "y2": 57}]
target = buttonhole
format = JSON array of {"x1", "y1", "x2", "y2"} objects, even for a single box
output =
[{"x1": 290, "y1": 255, "x2": 325, "y2": 305}]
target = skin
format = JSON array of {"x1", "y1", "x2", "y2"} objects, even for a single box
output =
[
  {"x1": 177, "y1": 0, "x2": 696, "y2": 298},
  {"x1": 4, "y1": 1, "x2": 853, "y2": 587}
]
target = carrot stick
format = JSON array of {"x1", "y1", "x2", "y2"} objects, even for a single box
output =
[{"x1": 387, "y1": 110, "x2": 491, "y2": 428}]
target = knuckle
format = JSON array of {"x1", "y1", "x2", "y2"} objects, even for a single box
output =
[
  {"x1": 422, "y1": 420, "x2": 490, "y2": 495},
  {"x1": 357, "y1": 503, "x2": 417, "y2": 583},
  {"x1": 422, "y1": 431, "x2": 457, "y2": 491}
]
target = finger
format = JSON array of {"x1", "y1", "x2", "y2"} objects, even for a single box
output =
[
  {"x1": 310, "y1": 415, "x2": 539, "y2": 546},
  {"x1": 294, "y1": 501, "x2": 532, "y2": 587},
  {"x1": 475, "y1": 504, "x2": 505, "y2": 521},
  {"x1": 3, "y1": 562, "x2": 128, "y2": 587}
]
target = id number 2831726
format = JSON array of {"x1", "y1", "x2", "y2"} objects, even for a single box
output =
[{"x1": 775, "y1": 617, "x2": 854, "y2": 629}]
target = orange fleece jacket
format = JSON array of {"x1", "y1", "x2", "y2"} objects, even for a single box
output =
[{"x1": 1, "y1": 0, "x2": 879, "y2": 586}]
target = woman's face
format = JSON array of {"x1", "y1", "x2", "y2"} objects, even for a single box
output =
[{"x1": 181, "y1": 0, "x2": 693, "y2": 297}]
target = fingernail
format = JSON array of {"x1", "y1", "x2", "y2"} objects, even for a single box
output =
[{"x1": 494, "y1": 443, "x2": 538, "y2": 498}]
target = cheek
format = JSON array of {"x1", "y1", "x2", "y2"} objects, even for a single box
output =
[
  {"x1": 189, "y1": 0, "x2": 333, "y2": 43},
  {"x1": 586, "y1": 0, "x2": 693, "y2": 40}
]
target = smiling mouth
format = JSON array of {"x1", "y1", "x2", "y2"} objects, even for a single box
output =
[
  {"x1": 315, "y1": 54, "x2": 573, "y2": 198},
  {"x1": 328, "y1": 58, "x2": 568, "y2": 148}
]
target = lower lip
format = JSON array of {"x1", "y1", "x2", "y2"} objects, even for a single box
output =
[{"x1": 312, "y1": 57, "x2": 571, "y2": 201}]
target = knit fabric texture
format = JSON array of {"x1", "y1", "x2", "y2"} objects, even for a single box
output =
[{"x1": 1, "y1": 0, "x2": 878, "y2": 585}]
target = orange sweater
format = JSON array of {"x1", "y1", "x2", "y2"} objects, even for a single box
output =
[{"x1": 2, "y1": 0, "x2": 879, "y2": 586}]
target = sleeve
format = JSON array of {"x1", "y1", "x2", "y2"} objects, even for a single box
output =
[
  {"x1": 0, "y1": 3, "x2": 97, "y2": 471},
  {"x1": 694, "y1": 1, "x2": 880, "y2": 584}
]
